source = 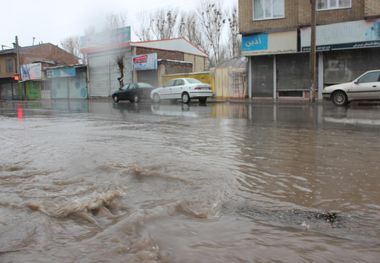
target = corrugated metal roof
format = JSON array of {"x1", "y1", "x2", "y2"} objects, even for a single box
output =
[{"x1": 130, "y1": 38, "x2": 208, "y2": 57}]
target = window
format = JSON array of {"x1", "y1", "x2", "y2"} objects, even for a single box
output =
[
  {"x1": 5, "y1": 58, "x2": 14, "y2": 73},
  {"x1": 253, "y1": 0, "x2": 284, "y2": 20},
  {"x1": 174, "y1": 79, "x2": 185, "y2": 86},
  {"x1": 165, "y1": 79, "x2": 176, "y2": 87},
  {"x1": 317, "y1": 0, "x2": 351, "y2": 11},
  {"x1": 358, "y1": 72, "x2": 380, "y2": 84},
  {"x1": 121, "y1": 84, "x2": 130, "y2": 90}
]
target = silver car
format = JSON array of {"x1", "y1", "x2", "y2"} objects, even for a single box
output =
[
  {"x1": 323, "y1": 70, "x2": 380, "y2": 106},
  {"x1": 150, "y1": 78, "x2": 213, "y2": 104}
]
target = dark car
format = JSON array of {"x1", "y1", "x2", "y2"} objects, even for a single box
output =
[{"x1": 112, "y1": 83, "x2": 154, "y2": 103}]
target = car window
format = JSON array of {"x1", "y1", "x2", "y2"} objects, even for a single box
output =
[
  {"x1": 165, "y1": 80, "x2": 176, "y2": 87},
  {"x1": 358, "y1": 72, "x2": 380, "y2": 83},
  {"x1": 186, "y1": 78, "x2": 202, "y2": 84},
  {"x1": 138, "y1": 83, "x2": 153, "y2": 89},
  {"x1": 174, "y1": 79, "x2": 185, "y2": 86},
  {"x1": 121, "y1": 84, "x2": 130, "y2": 90},
  {"x1": 129, "y1": 83, "x2": 137, "y2": 89}
]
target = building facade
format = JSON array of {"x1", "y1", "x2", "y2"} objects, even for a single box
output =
[
  {"x1": 239, "y1": 0, "x2": 380, "y2": 99},
  {"x1": 82, "y1": 38, "x2": 208, "y2": 98},
  {"x1": 0, "y1": 43, "x2": 79, "y2": 100}
]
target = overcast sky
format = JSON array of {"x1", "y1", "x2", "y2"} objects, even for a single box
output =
[{"x1": 1, "y1": 0, "x2": 236, "y2": 48}]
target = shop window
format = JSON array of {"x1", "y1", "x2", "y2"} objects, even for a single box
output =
[
  {"x1": 253, "y1": 0, "x2": 285, "y2": 20},
  {"x1": 317, "y1": 0, "x2": 351, "y2": 11}
]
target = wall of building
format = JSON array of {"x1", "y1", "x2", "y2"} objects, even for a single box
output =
[
  {"x1": 0, "y1": 55, "x2": 16, "y2": 78},
  {"x1": 20, "y1": 44, "x2": 78, "y2": 65},
  {"x1": 239, "y1": 0, "x2": 299, "y2": 34},
  {"x1": 239, "y1": 0, "x2": 374, "y2": 35},
  {"x1": 183, "y1": 54, "x2": 207, "y2": 72},
  {"x1": 135, "y1": 47, "x2": 184, "y2": 61},
  {"x1": 365, "y1": 0, "x2": 380, "y2": 17},
  {"x1": 88, "y1": 48, "x2": 133, "y2": 97},
  {"x1": 298, "y1": 0, "x2": 364, "y2": 26}
]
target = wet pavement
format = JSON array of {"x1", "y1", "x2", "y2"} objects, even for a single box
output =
[{"x1": 1, "y1": 99, "x2": 380, "y2": 263}]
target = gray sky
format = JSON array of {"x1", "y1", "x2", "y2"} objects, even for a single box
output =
[{"x1": 1, "y1": 0, "x2": 235, "y2": 48}]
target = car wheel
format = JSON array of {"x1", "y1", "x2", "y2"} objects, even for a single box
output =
[
  {"x1": 153, "y1": 93, "x2": 160, "y2": 103},
  {"x1": 199, "y1": 97, "x2": 207, "y2": 104},
  {"x1": 113, "y1": 95, "x2": 119, "y2": 103},
  {"x1": 133, "y1": 95, "x2": 139, "y2": 103},
  {"x1": 182, "y1": 92, "x2": 191, "y2": 104},
  {"x1": 332, "y1": 91, "x2": 348, "y2": 106}
]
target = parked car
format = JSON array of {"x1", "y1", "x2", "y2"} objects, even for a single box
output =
[
  {"x1": 323, "y1": 70, "x2": 380, "y2": 106},
  {"x1": 150, "y1": 78, "x2": 213, "y2": 104},
  {"x1": 112, "y1": 83, "x2": 154, "y2": 103}
]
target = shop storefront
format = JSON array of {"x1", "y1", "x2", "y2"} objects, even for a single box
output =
[{"x1": 243, "y1": 19, "x2": 380, "y2": 99}]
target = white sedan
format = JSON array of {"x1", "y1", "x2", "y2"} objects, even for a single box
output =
[
  {"x1": 323, "y1": 70, "x2": 380, "y2": 106},
  {"x1": 150, "y1": 78, "x2": 213, "y2": 104}
]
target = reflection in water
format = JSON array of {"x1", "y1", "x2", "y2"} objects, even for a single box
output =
[
  {"x1": 17, "y1": 103, "x2": 23, "y2": 121},
  {"x1": 0, "y1": 100, "x2": 380, "y2": 262}
]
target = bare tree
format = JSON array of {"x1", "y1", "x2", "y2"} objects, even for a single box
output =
[
  {"x1": 197, "y1": 0, "x2": 227, "y2": 66},
  {"x1": 150, "y1": 8, "x2": 180, "y2": 40},
  {"x1": 60, "y1": 36, "x2": 81, "y2": 58},
  {"x1": 179, "y1": 12, "x2": 205, "y2": 51},
  {"x1": 134, "y1": 8, "x2": 181, "y2": 41},
  {"x1": 104, "y1": 13, "x2": 128, "y2": 31},
  {"x1": 134, "y1": 11, "x2": 154, "y2": 41},
  {"x1": 226, "y1": 5, "x2": 241, "y2": 58}
]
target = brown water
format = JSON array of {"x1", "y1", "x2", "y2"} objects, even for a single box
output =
[{"x1": 1, "y1": 100, "x2": 380, "y2": 263}]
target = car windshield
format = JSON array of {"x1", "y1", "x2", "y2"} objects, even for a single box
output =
[
  {"x1": 138, "y1": 83, "x2": 153, "y2": 88},
  {"x1": 186, "y1": 78, "x2": 202, "y2": 84},
  {"x1": 121, "y1": 84, "x2": 130, "y2": 90}
]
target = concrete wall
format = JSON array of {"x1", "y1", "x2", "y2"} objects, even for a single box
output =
[{"x1": 184, "y1": 54, "x2": 207, "y2": 72}]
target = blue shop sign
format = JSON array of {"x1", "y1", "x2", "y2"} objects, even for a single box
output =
[{"x1": 242, "y1": 33, "x2": 268, "y2": 52}]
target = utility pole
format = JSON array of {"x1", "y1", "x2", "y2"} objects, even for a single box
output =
[
  {"x1": 310, "y1": 0, "x2": 317, "y2": 103},
  {"x1": 15, "y1": 36, "x2": 20, "y2": 75}
]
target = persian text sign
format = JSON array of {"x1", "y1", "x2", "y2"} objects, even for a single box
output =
[
  {"x1": 241, "y1": 33, "x2": 268, "y2": 52},
  {"x1": 20, "y1": 63, "x2": 42, "y2": 81},
  {"x1": 46, "y1": 67, "x2": 76, "y2": 78},
  {"x1": 301, "y1": 19, "x2": 380, "y2": 51},
  {"x1": 133, "y1": 53, "x2": 158, "y2": 71}
]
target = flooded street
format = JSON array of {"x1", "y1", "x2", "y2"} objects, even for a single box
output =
[{"x1": 1, "y1": 100, "x2": 380, "y2": 263}]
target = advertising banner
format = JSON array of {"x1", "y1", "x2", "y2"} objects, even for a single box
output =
[
  {"x1": 241, "y1": 31, "x2": 297, "y2": 56},
  {"x1": 301, "y1": 19, "x2": 380, "y2": 51},
  {"x1": 20, "y1": 63, "x2": 42, "y2": 81},
  {"x1": 46, "y1": 67, "x2": 76, "y2": 78},
  {"x1": 242, "y1": 33, "x2": 268, "y2": 52},
  {"x1": 133, "y1": 53, "x2": 158, "y2": 71},
  {"x1": 80, "y1": 27, "x2": 131, "y2": 48}
]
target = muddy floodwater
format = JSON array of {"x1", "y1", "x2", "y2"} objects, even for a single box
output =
[{"x1": 1, "y1": 100, "x2": 380, "y2": 263}]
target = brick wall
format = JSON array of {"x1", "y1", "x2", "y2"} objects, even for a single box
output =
[
  {"x1": 135, "y1": 47, "x2": 184, "y2": 61},
  {"x1": 365, "y1": 0, "x2": 380, "y2": 17},
  {"x1": 20, "y1": 43, "x2": 78, "y2": 65},
  {"x1": 160, "y1": 60, "x2": 193, "y2": 75},
  {"x1": 298, "y1": 0, "x2": 364, "y2": 26},
  {"x1": 239, "y1": 0, "x2": 299, "y2": 34},
  {"x1": 239, "y1": 0, "x2": 371, "y2": 35}
]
